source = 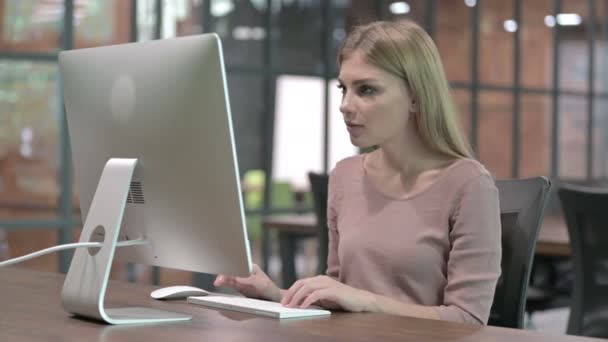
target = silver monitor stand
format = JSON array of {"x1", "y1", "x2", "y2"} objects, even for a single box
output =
[{"x1": 61, "y1": 158, "x2": 191, "y2": 324}]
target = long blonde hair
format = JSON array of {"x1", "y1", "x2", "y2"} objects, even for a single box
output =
[{"x1": 337, "y1": 20, "x2": 472, "y2": 159}]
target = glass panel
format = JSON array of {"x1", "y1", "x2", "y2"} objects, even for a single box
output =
[
  {"x1": 271, "y1": 75, "x2": 356, "y2": 211},
  {"x1": 330, "y1": 0, "x2": 381, "y2": 75},
  {"x1": 479, "y1": 0, "x2": 514, "y2": 86},
  {"x1": 436, "y1": 1, "x2": 471, "y2": 83},
  {"x1": 4, "y1": 229, "x2": 59, "y2": 271},
  {"x1": 272, "y1": 75, "x2": 323, "y2": 196},
  {"x1": 272, "y1": 0, "x2": 322, "y2": 73},
  {"x1": 520, "y1": 94, "x2": 551, "y2": 177},
  {"x1": 558, "y1": 0, "x2": 589, "y2": 93},
  {"x1": 477, "y1": 91, "x2": 512, "y2": 178},
  {"x1": 521, "y1": 0, "x2": 552, "y2": 89},
  {"x1": 380, "y1": 0, "x2": 426, "y2": 24},
  {"x1": 208, "y1": 0, "x2": 265, "y2": 68},
  {"x1": 559, "y1": 95, "x2": 587, "y2": 179},
  {"x1": 137, "y1": 0, "x2": 157, "y2": 41},
  {"x1": 0, "y1": 61, "x2": 59, "y2": 220},
  {"x1": 593, "y1": 99, "x2": 608, "y2": 179},
  {"x1": 227, "y1": 73, "x2": 265, "y2": 175},
  {"x1": 227, "y1": 73, "x2": 264, "y2": 260},
  {"x1": 0, "y1": 62, "x2": 60, "y2": 269},
  {"x1": 138, "y1": 0, "x2": 205, "y2": 41},
  {"x1": 161, "y1": 0, "x2": 205, "y2": 38},
  {"x1": 0, "y1": 0, "x2": 63, "y2": 53},
  {"x1": 74, "y1": 0, "x2": 131, "y2": 48},
  {"x1": 452, "y1": 87, "x2": 472, "y2": 143},
  {"x1": 594, "y1": 1, "x2": 608, "y2": 94}
]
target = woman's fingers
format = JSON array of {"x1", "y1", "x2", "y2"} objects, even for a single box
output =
[
  {"x1": 280, "y1": 280, "x2": 304, "y2": 306},
  {"x1": 285, "y1": 284, "x2": 312, "y2": 307},
  {"x1": 214, "y1": 274, "x2": 239, "y2": 288},
  {"x1": 299, "y1": 289, "x2": 329, "y2": 309},
  {"x1": 213, "y1": 274, "x2": 225, "y2": 287},
  {"x1": 251, "y1": 263, "x2": 262, "y2": 273},
  {"x1": 283, "y1": 280, "x2": 327, "y2": 307}
]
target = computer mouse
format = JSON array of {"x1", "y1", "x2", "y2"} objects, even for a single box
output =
[{"x1": 150, "y1": 285, "x2": 209, "y2": 300}]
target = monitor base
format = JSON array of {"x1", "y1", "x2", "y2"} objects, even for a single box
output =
[{"x1": 101, "y1": 307, "x2": 191, "y2": 324}]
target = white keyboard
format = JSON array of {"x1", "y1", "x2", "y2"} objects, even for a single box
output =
[{"x1": 187, "y1": 295, "x2": 331, "y2": 319}]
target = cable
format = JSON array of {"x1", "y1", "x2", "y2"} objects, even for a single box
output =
[{"x1": 0, "y1": 238, "x2": 148, "y2": 268}]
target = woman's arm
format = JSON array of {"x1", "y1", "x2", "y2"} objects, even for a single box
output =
[
  {"x1": 363, "y1": 292, "x2": 440, "y2": 320},
  {"x1": 433, "y1": 172, "x2": 502, "y2": 324},
  {"x1": 325, "y1": 168, "x2": 341, "y2": 279}
]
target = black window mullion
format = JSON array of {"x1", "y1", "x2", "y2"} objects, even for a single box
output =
[
  {"x1": 201, "y1": 0, "x2": 212, "y2": 33},
  {"x1": 154, "y1": 0, "x2": 163, "y2": 39},
  {"x1": 470, "y1": 0, "x2": 480, "y2": 154},
  {"x1": 602, "y1": 0, "x2": 608, "y2": 177},
  {"x1": 550, "y1": 0, "x2": 562, "y2": 178},
  {"x1": 130, "y1": 0, "x2": 138, "y2": 42},
  {"x1": 586, "y1": 0, "x2": 596, "y2": 179},
  {"x1": 322, "y1": 1, "x2": 332, "y2": 173},
  {"x1": 424, "y1": 0, "x2": 437, "y2": 39},
  {"x1": 58, "y1": 0, "x2": 75, "y2": 273},
  {"x1": 260, "y1": 0, "x2": 275, "y2": 272},
  {"x1": 376, "y1": 1, "x2": 384, "y2": 20},
  {"x1": 512, "y1": 0, "x2": 522, "y2": 178},
  {"x1": 151, "y1": 0, "x2": 164, "y2": 285}
]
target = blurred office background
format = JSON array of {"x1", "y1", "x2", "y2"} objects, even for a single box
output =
[{"x1": 1, "y1": 0, "x2": 607, "y2": 333}]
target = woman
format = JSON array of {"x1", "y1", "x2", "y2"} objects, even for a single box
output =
[{"x1": 215, "y1": 20, "x2": 501, "y2": 325}]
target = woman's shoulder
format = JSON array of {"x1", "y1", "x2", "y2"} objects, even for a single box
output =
[
  {"x1": 448, "y1": 158, "x2": 492, "y2": 178},
  {"x1": 331, "y1": 154, "x2": 365, "y2": 178},
  {"x1": 441, "y1": 158, "x2": 496, "y2": 193},
  {"x1": 328, "y1": 154, "x2": 365, "y2": 195}
]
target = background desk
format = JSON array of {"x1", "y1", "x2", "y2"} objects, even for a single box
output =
[{"x1": 0, "y1": 268, "x2": 599, "y2": 342}]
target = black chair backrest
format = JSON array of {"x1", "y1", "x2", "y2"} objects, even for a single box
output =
[
  {"x1": 489, "y1": 177, "x2": 552, "y2": 328},
  {"x1": 559, "y1": 183, "x2": 608, "y2": 337},
  {"x1": 308, "y1": 172, "x2": 329, "y2": 276}
]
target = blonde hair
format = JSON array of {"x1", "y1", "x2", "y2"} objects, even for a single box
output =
[{"x1": 338, "y1": 20, "x2": 472, "y2": 159}]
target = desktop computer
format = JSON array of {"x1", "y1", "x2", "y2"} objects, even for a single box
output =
[{"x1": 59, "y1": 33, "x2": 252, "y2": 324}]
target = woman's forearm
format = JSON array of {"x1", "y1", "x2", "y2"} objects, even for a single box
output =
[{"x1": 363, "y1": 291, "x2": 440, "y2": 320}]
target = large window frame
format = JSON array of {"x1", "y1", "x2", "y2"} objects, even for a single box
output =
[{"x1": 1, "y1": 0, "x2": 607, "y2": 274}]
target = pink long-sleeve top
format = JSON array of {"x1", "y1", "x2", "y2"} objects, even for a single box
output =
[{"x1": 326, "y1": 154, "x2": 501, "y2": 325}]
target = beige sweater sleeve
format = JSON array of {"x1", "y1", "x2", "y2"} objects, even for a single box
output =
[
  {"x1": 325, "y1": 167, "x2": 341, "y2": 280},
  {"x1": 434, "y1": 173, "x2": 502, "y2": 324}
]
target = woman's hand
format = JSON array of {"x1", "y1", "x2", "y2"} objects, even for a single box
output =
[
  {"x1": 281, "y1": 275, "x2": 374, "y2": 312},
  {"x1": 214, "y1": 263, "x2": 283, "y2": 302}
]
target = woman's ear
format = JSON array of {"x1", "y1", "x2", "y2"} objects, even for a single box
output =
[{"x1": 410, "y1": 99, "x2": 419, "y2": 113}]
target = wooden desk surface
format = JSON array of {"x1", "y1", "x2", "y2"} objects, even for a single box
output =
[
  {"x1": 0, "y1": 268, "x2": 598, "y2": 342},
  {"x1": 262, "y1": 213, "x2": 571, "y2": 257},
  {"x1": 536, "y1": 214, "x2": 571, "y2": 257}
]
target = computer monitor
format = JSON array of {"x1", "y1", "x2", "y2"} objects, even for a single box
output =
[{"x1": 59, "y1": 34, "x2": 252, "y2": 324}]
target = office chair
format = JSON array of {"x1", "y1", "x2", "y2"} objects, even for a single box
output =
[
  {"x1": 308, "y1": 172, "x2": 329, "y2": 276},
  {"x1": 488, "y1": 177, "x2": 552, "y2": 329},
  {"x1": 559, "y1": 183, "x2": 608, "y2": 337}
]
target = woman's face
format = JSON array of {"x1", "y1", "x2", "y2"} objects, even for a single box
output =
[{"x1": 338, "y1": 52, "x2": 416, "y2": 148}]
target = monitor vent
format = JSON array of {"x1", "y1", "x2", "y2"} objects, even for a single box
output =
[{"x1": 127, "y1": 181, "x2": 145, "y2": 204}]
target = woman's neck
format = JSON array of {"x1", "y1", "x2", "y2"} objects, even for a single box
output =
[{"x1": 375, "y1": 129, "x2": 450, "y2": 178}]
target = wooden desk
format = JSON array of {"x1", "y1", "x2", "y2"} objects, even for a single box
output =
[
  {"x1": 536, "y1": 214, "x2": 571, "y2": 257},
  {"x1": 262, "y1": 213, "x2": 571, "y2": 286},
  {"x1": 262, "y1": 214, "x2": 317, "y2": 235},
  {"x1": 0, "y1": 268, "x2": 599, "y2": 342}
]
